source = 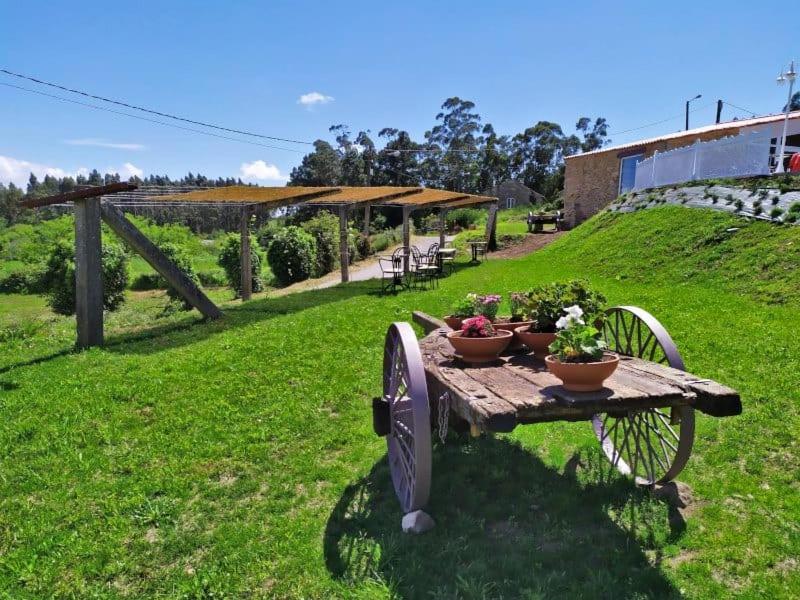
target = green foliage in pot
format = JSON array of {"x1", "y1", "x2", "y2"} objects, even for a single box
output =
[
  {"x1": 451, "y1": 293, "x2": 477, "y2": 318},
  {"x1": 525, "y1": 280, "x2": 606, "y2": 333},
  {"x1": 548, "y1": 306, "x2": 607, "y2": 363},
  {"x1": 509, "y1": 292, "x2": 527, "y2": 321},
  {"x1": 476, "y1": 294, "x2": 502, "y2": 320},
  {"x1": 43, "y1": 240, "x2": 128, "y2": 316},
  {"x1": 218, "y1": 233, "x2": 265, "y2": 295}
]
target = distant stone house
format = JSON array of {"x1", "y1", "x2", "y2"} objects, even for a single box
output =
[
  {"x1": 563, "y1": 111, "x2": 800, "y2": 227},
  {"x1": 491, "y1": 180, "x2": 545, "y2": 210}
]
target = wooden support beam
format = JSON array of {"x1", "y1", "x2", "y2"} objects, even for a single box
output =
[
  {"x1": 74, "y1": 198, "x2": 104, "y2": 349},
  {"x1": 438, "y1": 208, "x2": 448, "y2": 249},
  {"x1": 100, "y1": 202, "x2": 222, "y2": 320},
  {"x1": 362, "y1": 204, "x2": 371, "y2": 236},
  {"x1": 20, "y1": 182, "x2": 137, "y2": 209},
  {"x1": 338, "y1": 205, "x2": 350, "y2": 283},
  {"x1": 485, "y1": 201, "x2": 499, "y2": 251},
  {"x1": 402, "y1": 205, "x2": 412, "y2": 273},
  {"x1": 240, "y1": 205, "x2": 252, "y2": 301}
]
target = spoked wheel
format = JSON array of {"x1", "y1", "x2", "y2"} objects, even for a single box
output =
[
  {"x1": 383, "y1": 322, "x2": 432, "y2": 513},
  {"x1": 592, "y1": 306, "x2": 695, "y2": 485}
]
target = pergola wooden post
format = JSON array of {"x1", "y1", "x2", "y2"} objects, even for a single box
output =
[
  {"x1": 362, "y1": 204, "x2": 371, "y2": 236},
  {"x1": 402, "y1": 205, "x2": 412, "y2": 273},
  {"x1": 438, "y1": 207, "x2": 448, "y2": 249},
  {"x1": 74, "y1": 197, "x2": 104, "y2": 349},
  {"x1": 338, "y1": 204, "x2": 350, "y2": 283},
  {"x1": 485, "y1": 201, "x2": 499, "y2": 251},
  {"x1": 239, "y1": 204, "x2": 253, "y2": 301}
]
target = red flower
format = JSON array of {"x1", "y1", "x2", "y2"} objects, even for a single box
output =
[{"x1": 461, "y1": 315, "x2": 495, "y2": 338}]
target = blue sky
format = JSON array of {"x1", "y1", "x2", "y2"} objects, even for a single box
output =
[{"x1": 0, "y1": 1, "x2": 796, "y2": 187}]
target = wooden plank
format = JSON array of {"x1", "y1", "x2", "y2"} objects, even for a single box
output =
[
  {"x1": 100, "y1": 202, "x2": 222, "y2": 320},
  {"x1": 412, "y1": 311, "x2": 448, "y2": 333},
  {"x1": 338, "y1": 205, "x2": 350, "y2": 283},
  {"x1": 74, "y1": 198, "x2": 104, "y2": 349},
  {"x1": 240, "y1": 205, "x2": 252, "y2": 301},
  {"x1": 20, "y1": 182, "x2": 137, "y2": 208}
]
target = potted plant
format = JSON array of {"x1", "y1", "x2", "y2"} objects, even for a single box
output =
[
  {"x1": 447, "y1": 315, "x2": 513, "y2": 364},
  {"x1": 516, "y1": 280, "x2": 606, "y2": 356},
  {"x1": 475, "y1": 294, "x2": 502, "y2": 321},
  {"x1": 494, "y1": 292, "x2": 535, "y2": 350},
  {"x1": 544, "y1": 306, "x2": 619, "y2": 392},
  {"x1": 444, "y1": 293, "x2": 477, "y2": 330}
]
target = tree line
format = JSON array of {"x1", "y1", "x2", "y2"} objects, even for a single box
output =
[{"x1": 289, "y1": 96, "x2": 610, "y2": 200}]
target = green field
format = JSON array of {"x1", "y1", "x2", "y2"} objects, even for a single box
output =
[{"x1": 0, "y1": 206, "x2": 798, "y2": 598}]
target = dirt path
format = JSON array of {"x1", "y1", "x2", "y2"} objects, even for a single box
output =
[{"x1": 491, "y1": 231, "x2": 565, "y2": 259}]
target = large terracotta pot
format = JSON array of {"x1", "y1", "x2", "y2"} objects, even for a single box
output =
[
  {"x1": 446, "y1": 329, "x2": 513, "y2": 364},
  {"x1": 493, "y1": 319, "x2": 534, "y2": 351},
  {"x1": 514, "y1": 327, "x2": 557, "y2": 357},
  {"x1": 544, "y1": 352, "x2": 620, "y2": 392},
  {"x1": 443, "y1": 316, "x2": 464, "y2": 330}
]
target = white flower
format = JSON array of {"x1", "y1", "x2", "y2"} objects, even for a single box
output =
[
  {"x1": 556, "y1": 316, "x2": 569, "y2": 330},
  {"x1": 564, "y1": 305, "x2": 584, "y2": 320}
]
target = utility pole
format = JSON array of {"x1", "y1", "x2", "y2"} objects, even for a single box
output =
[
  {"x1": 686, "y1": 94, "x2": 702, "y2": 131},
  {"x1": 715, "y1": 99, "x2": 723, "y2": 124}
]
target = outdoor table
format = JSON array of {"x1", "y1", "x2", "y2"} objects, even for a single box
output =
[
  {"x1": 467, "y1": 240, "x2": 487, "y2": 263},
  {"x1": 373, "y1": 306, "x2": 742, "y2": 516}
]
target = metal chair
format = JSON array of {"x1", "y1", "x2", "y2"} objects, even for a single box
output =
[
  {"x1": 379, "y1": 255, "x2": 405, "y2": 294},
  {"x1": 409, "y1": 246, "x2": 438, "y2": 290}
]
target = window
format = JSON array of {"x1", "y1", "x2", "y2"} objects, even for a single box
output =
[{"x1": 618, "y1": 153, "x2": 644, "y2": 194}]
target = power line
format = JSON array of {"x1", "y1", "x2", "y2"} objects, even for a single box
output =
[
  {"x1": 0, "y1": 68, "x2": 314, "y2": 146},
  {"x1": 0, "y1": 81, "x2": 305, "y2": 153},
  {"x1": 610, "y1": 101, "x2": 716, "y2": 137},
  {"x1": 721, "y1": 100, "x2": 758, "y2": 118}
]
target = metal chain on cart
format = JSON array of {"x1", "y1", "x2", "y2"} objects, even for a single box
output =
[{"x1": 437, "y1": 392, "x2": 450, "y2": 443}]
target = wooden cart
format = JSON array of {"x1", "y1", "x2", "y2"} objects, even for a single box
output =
[{"x1": 373, "y1": 306, "x2": 742, "y2": 515}]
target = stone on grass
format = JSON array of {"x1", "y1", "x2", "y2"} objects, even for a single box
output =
[{"x1": 401, "y1": 510, "x2": 435, "y2": 534}]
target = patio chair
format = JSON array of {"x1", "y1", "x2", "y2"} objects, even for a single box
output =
[
  {"x1": 378, "y1": 256, "x2": 404, "y2": 294},
  {"x1": 409, "y1": 246, "x2": 438, "y2": 290}
]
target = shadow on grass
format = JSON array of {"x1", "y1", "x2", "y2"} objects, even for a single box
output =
[{"x1": 325, "y1": 436, "x2": 682, "y2": 599}]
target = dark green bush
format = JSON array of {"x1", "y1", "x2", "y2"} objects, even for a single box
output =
[
  {"x1": 158, "y1": 243, "x2": 200, "y2": 310},
  {"x1": 447, "y1": 208, "x2": 482, "y2": 229},
  {"x1": 266, "y1": 227, "x2": 316, "y2": 286},
  {"x1": 0, "y1": 266, "x2": 47, "y2": 294},
  {"x1": 197, "y1": 269, "x2": 227, "y2": 287},
  {"x1": 371, "y1": 233, "x2": 391, "y2": 253},
  {"x1": 130, "y1": 273, "x2": 162, "y2": 291},
  {"x1": 355, "y1": 233, "x2": 371, "y2": 259},
  {"x1": 43, "y1": 241, "x2": 128, "y2": 315},
  {"x1": 301, "y1": 212, "x2": 338, "y2": 276},
  {"x1": 770, "y1": 207, "x2": 784, "y2": 219},
  {"x1": 217, "y1": 234, "x2": 264, "y2": 296}
]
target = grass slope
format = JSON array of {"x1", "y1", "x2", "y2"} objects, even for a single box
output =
[{"x1": 0, "y1": 206, "x2": 798, "y2": 598}]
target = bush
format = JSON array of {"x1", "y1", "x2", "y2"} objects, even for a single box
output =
[
  {"x1": 355, "y1": 233, "x2": 371, "y2": 259},
  {"x1": 770, "y1": 207, "x2": 784, "y2": 219},
  {"x1": 266, "y1": 227, "x2": 316, "y2": 286},
  {"x1": 301, "y1": 212, "x2": 339, "y2": 276},
  {"x1": 0, "y1": 265, "x2": 47, "y2": 294},
  {"x1": 130, "y1": 273, "x2": 162, "y2": 291},
  {"x1": 447, "y1": 208, "x2": 481, "y2": 229},
  {"x1": 371, "y1": 232, "x2": 391, "y2": 253},
  {"x1": 197, "y1": 269, "x2": 227, "y2": 287},
  {"x1": 217, "y1": 234, "x2": 265, "y2": 296},
  {"x1": 43, "y1": 241, "x2": 128, "y2": 315},
  {"x1": 158, "y1": 243, "x2": 200, "y2": 310}
]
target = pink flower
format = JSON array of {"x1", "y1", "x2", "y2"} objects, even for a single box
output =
[{"x1": 461, "y1": 315, "x2": 495, "y2": 338}]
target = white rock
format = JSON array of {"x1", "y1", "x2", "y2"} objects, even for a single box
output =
[{"x1": 401, "y1": 510, "x2": 435, "y2": 534}]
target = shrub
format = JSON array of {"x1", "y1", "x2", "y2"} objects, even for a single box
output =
[
  {"x1": 734, "y1": 199, "x2": 744, "y2": 211},
  {"x1": 197, "y1": 269, "x2": 227, "y2": 287},
  {"x1": 371, "y1": 232, "x2": 391, "y2": 253},
  {"x1": 266, "y1": 227, "x2": 316, "y2": 286},
  {"x1": 788, "y1": 202, "x2": 800, "y2": 214},
  {"x1": 355, "y1": 233, "x2": 371, "y2": 259},
  {"x1": 770, "y1": 207, "x2": 784, "y2": 219},
  {"x1": 447, "y1": 208, "x2": 481, "y2": 229},
  {"x1": 217, "y1": 234, "x2": 265, "y2": 296},
  {"x1": 525, "y1": 280, "x2": 606, "y2": 333},
  {"x1": 158, "y1": 243, "x2": 200, "y2": 310},
  {"x1": 43, "y1": 241, "x2": 128, "y2": 315},
  {"x1": 301, "y1": 212, "x2": 338, "y2": 276},
  {"x1": 771, "y1": 196, "x2": 780, "y2": 205},
  {"x1": 0, "y1": 265, "x2": 47, "y2": 294},
  {"x1": 130, "y1": 273, "x2": 162, "y2": 291}
]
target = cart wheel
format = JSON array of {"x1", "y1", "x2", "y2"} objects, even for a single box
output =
[
  {"x1": 383, "y1": 322, "x2": 432, "y2": 513},
  {"x1": 591, "y1": 306, "x2": 695, "y2": 485}
]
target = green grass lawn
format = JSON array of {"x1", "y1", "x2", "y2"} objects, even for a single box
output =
[{"x1": 0, "y1": 206, "x2": 798, "y2": 598}]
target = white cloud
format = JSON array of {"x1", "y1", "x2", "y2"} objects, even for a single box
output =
[
  {"x1": 240, "y1": 160, "x2": 289, "y2": 182},
  {"x1": 297, "y1": 91, "x2": 334, "y2": 108},
  {"x1": 65, "y1": 138, "x2": 147, "y2": 151},
  {"x1": 0, "y1": 154, "x2": 144, "y2": 187}
]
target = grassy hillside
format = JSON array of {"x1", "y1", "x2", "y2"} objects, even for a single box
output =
[{"x1": 0, "y1": 206, "x2": 798, "y2": 598}]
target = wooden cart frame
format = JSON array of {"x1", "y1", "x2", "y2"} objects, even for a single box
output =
[{"x1": 373, "y1": 306, "x2": 742, "y2": 514}]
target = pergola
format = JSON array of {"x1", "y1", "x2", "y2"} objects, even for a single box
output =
[
  {"x1": 19, "y1": 184, "x2": 497, "y2": 350},
  {"x1": 151, "y1": 185, "x2": 499, "y2": 298}
]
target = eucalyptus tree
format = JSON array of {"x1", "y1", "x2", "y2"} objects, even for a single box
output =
[{"x1": 424, "y1": 97, "x2": 482, "y2": 192}]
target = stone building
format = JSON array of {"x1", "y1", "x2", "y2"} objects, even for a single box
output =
[
  {"x1": 491, "y1": 179, "x2": 545, "y2": 209},
  {"x1": 563, "y1": 112, "x2": 800, "y2": 227}
]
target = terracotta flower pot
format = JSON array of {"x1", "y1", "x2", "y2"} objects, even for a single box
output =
[
  {"x1": 514, "y1": 327, "x2": 557, "y2": 356},
  {"x1": 493, "y1": 319, "x2": 534, "y2": 351},
  {"x1": 446, "y1": 329, "x2": 513, "y2": 364},
  {"x1": 544, "y1": 352, "x2": 620, "y2": 392},
  {"x1": 443, "y1": 316, "x2": 464, "y2": 330}
]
